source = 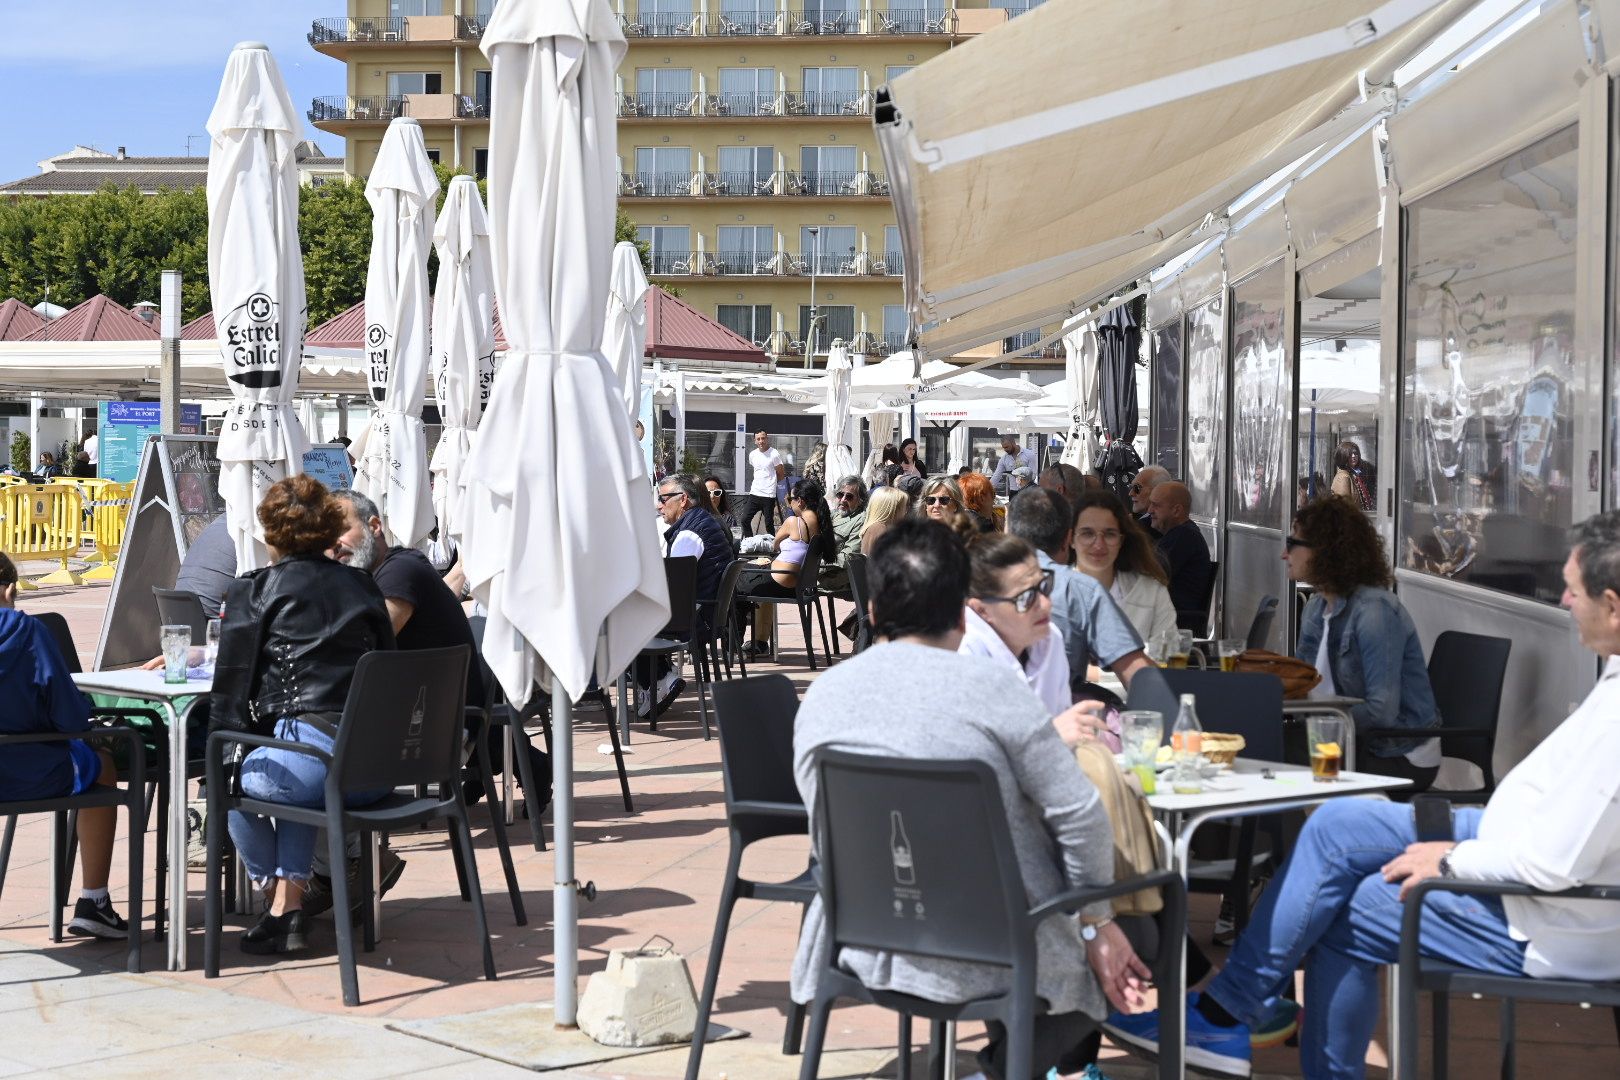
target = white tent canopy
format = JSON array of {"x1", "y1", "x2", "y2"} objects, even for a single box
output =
[
  {"x1": 876, "y1": 0, "x2": 1473, "y2": 357},
  {"x1": 0, "y1": 340, "x2": 368, "y2": 395},
  {"x1": 780, "y1": 351, "x2": 1045, "y2": 410}
]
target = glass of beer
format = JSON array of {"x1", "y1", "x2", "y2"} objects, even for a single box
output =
[
  {"x1": 1307, "y1": 715, "x2": 1345, "y2": 782},
  {"x1": 1167, "y1": 629, "x2": 1193, "y2": 669},
  {"x1": 1218, "y1": 638, "x2": 1244, "y2": 673}
]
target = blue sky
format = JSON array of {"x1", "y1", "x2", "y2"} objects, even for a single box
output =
[{"x1": 0, "y1": 1, "x2": 342, "y2": 181}]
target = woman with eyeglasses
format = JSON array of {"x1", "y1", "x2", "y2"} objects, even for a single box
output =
[
  {"x1": 917, "y1": 475, "x2": 964, "y2": 523},
  {"x1": 1071, "y1": 489, "x2": 1177, "y2": 646},
  {"x1": 701, "y1": 474, "x2": 744, "y2": 533},
  {"x1": 1289, "y1": 496, "x2": 1440, "y2": 791},
  {"x1": 897, "y1": 437, "x2": 926, "y2": 480}
]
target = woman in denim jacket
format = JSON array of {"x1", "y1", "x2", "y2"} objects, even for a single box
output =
[{"x1": 1288, "y1": 496, "x2": 1441, "y2": 792}]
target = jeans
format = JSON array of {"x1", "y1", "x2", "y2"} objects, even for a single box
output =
[
  {"x1": 741, "y1": 493, "x2": 777, "y2": 537},
  {"x1": 1205, "y1": 800, "x2": 1526, "y2": 1079},
  {"x1": 228, "y1": 717, "x2": 388, "y2": 883}
]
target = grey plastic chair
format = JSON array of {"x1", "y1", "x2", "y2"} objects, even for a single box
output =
[
  {"x1": 203, "y1": 646, "x2": 498, "y2": 1007},
  {"x1": 799, "y1": 748, "x2": 1185, "y2": 1080}
]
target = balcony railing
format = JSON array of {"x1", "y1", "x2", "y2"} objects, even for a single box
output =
[
  {"x1": 782, "y1": 90, "x2": 870, "y2": 117},
  {"x1": 646, "y1": 251, "x2": 699, "y2": 275},
  {"x1": 617, "y1": 91, "x2": 704, "y2": 118},
  {"x1": 456, "y1": 95, "x2": 490, "y2": 119},
  {"x1": 881, "y1": 249, "x2": 904, "y2": 275},
  {"x1": 705, "y1": 90, "x2": 778, "y2": 117},
  {"x1": 883, "y1": 331, "x2": 910, "y2": 352},
  {"x1": 674, "y1": 251, "x2": 887, "y2": 276},
  {"x1": 620, "y1": 170, "x2": 888, "y2": 197},
  {"x1": 309, "y1": 17, "x2": 409, "y2": 44},
  {"x1": 309, "y1": 95, "x2": 406, "y2": 123},
  {"x1": 455, "y1": 14, "x2": 492, "y2": 39},
  {"x1": 1003, "y1": 330, "x2": 1061, "y2": 356},
  {"x1": 1000, "y1": 1, "x2": 1048, "y2": 18},
  {"x1": 617, "y1": 9, "x2": 957, "y2": 36}
]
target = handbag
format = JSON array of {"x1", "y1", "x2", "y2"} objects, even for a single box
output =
[
  {"x1": 1233, "y1": 648, "x2": 1322, "y2": 699},
  {"x1": 1071, "y1": 740, "x2": 1163, "y2": 916}
]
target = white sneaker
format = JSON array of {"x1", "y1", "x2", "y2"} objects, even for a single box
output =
[
  {"x1": 656, "y1": 667, "x2": 681, "y2": 696},
  {"x1": 636, "y1": 689, "x2": 653, "y2": 718}
]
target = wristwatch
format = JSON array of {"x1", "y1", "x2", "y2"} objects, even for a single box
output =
[
  {"x1": 1437, "y1": 844, "x2": 1458, "y2": 879},
  {"x1": 1079, "y1": 913, "x2": 1114, "y2": 942}
]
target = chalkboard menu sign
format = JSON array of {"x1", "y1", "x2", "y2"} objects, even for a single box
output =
[{"x1": 165, "y1": 437, "x2": 225, "y2": 546}]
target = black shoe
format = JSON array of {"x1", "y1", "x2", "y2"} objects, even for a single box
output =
[
  {"x1": 301, "y1": 873, "x2": 335, "y2": 918},
  {"x1": 67, "y1": 896, "x2": 128, "y2": 940},
  {"x1": 241, "y1": 910, "x2": 310, "y2": 954},
  {"x1": 654, "y1": 677, "x2": 687, "y2": 715}
]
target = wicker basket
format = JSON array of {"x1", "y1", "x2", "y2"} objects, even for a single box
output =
[{"x1": 1201, "y1": 733, "x2": 1246, "y2": 766}]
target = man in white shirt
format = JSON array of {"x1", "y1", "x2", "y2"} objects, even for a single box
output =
[
  {"x1": 742, "y1": 429, "x2": 784, "y2": 538},
  {"x1": 1104, "y1": 510, "x2": 1620, "y2": 1079},
  {"x1": 988, "y1": 432, "x2": 1038, "y2": 496},
  {"x1": 82, "y1": 432, "x2": 99, "y2": 470}
]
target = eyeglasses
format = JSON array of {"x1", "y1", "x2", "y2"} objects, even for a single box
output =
[
  {"x1": 656, "y1": 491, "x2": 684, "y2": 504},
  {"x1": 1076, "y1": 527, "x2": 1123, "y2": 545},
  {"x1": 1285, "y1": 535, "x2": 1314, "y2": 551},
  {"x1": 834, "y1": 491, "x2": 859, "y2": 502},
  {"x1": 1129, "y1": 482, "x2": 1145, "y2": 494},
  {"x1": 977, "y1": 569, "x2": 1056, "y2": 614},
  {"x1": 923, "y1": 495, "x2": 957, "y2": 507}
]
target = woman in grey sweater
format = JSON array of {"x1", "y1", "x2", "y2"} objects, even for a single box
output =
[{"x1": 791, "y1": 518, "x2": 1151, "y2": 1079}]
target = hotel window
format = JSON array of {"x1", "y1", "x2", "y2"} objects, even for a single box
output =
[
  {"x1": 718, "y1": 304, "x2": 772, "y2": 344},
  {"x1": 717, "y1": 67, "x2": 776, "y2": 116},
  {"x1": 636, "y1": 226, "x2": 692, "y2": 275},
  {"x1": 633, "y1": 146, "x2": 693, "y2": 195},
  {"x1": 800, "y1": 145, "x2": 858, "y2": 195},
  {"x1": 717, "y1": 146, "x2": 774, "y2": 195},
  {"x1": 387, "y1": 72, "x2": 442, "y2": 97},
  {"x1": 799, "y1": 305, "x2": 856, "y2": 351},
  {"x1": 717, "y1": 226, "x2": 775, "y2": 269}
]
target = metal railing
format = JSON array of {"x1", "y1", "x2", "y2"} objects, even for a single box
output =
[
  {"x1": 874, "y1": 6, "x2": 957, "y2": 33},
  {"x1": 711, "y1": 11, "x2": 783, "y2": 35},
  {"x1": 793, "y1": 251, "x2": 865, "y2": 275},
  {"x1": 705, "y1": 250, "x2": 784, "y2": 275},
  {"x1": 711, "y1": 170, "x2": 780, "y2": 196},
  {"x1": 881, "y1": 250, "x2": 904, "y2": 275},
  {"x1": 619, "y1": 11, "x2": 701, "y2": 36},
  {"x1": 646, "y1": 251, "x2": 698, "y2": 275},
  {"x1": 455, "y1": 14, "x2": 491, "y2": 39},
  {"x1": 618, "y1": 171, "x2": 886, "y2": 197},
  {"x1": 883, "y1": 331, "x2": 910, "y2": 351},
  {"x1": 309, "y1": 95, "x2": 407, "y2": 123},
  {"x1": 308, "y1": 17, "x2": 409, "y2": 44},
  {"x1": 455, "y1": 95, "x2": 490, "y2": 119},
  {"x1": 783, "y1": 7, "x2": 860, "y2": 34},
  {"x1": 1003, "y1": 329, "x2": 1045, "y2": 353},
  {"x1": 782, "y1": 90, "x2": 870, "y2": 116},
  {"x1": 617, "y1": 91, "x2": 704, "y2": 118},
  {"x1": 705, "y1": 90, "x2": 778, "y2": 117},
  {"x1": 999, "y1": 1, "x2": 1047, "y2": 18},
  {"x1": 799, "y1": 171, "x2": 857, "y2": 196},
  {"x1": 628, "y1": 171, "x2": 700, "y2": 196}
]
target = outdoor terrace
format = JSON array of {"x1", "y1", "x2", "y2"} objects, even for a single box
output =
[
  {"x1": 642, "y1": 249, "x2": 902, "y2": 276},
  {"x1": 308, "y1": 94, "x2": 489, "y2": 127},
  {"x1": 618, "y1": 6, "x2": 959, "y2": 38},
  {"x1": 616, "y1": 90, "x2": 874, "y2": 119},
  {"x1": 618, "y1": 169, "x2": 890, "y2": 197}
]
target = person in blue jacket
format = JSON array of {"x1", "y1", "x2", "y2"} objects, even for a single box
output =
[{"x1": 0, "y1": 552, "x2": 129, "y2": 939}]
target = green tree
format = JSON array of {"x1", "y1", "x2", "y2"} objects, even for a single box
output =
[{"x1": 298, "y1": 176, "x2": 372, "y2": 327}]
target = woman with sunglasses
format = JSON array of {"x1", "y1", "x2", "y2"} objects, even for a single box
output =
[
  {"x1": 701, "y1": 474, "x2": 745, "y2": 533},
  {"x1": 734, "y1": 479, "x2": 831, "y2": 653},
  {"x1": 917, "y1": 475, "x2": 964, "y2": 523},
  {"x1": 954, "y1": 523, "x2": 1115, "y2": 751},
  {"x1": 897, "y1": 437, "x2": 926, "y2": 480},
  {"x1": 1288, "y1": 495, "x2": 1440, "y2": 791},
  {"x1": 1071, "y1": 489, "x2": 1177, "y2": 646}
]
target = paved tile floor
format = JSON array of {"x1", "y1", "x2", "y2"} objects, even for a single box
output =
[{"x1": 3, "y1": 570, "x2": 1619, "y2": 1077}]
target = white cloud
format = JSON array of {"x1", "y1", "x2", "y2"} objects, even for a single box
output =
[{"x1": 1, "y1": 1, "x2": 331, "y2": 71}]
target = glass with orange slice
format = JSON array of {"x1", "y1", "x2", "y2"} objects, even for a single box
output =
[{"x1": 1307, "y1": 715, "x2": 1345, "y2": 782}]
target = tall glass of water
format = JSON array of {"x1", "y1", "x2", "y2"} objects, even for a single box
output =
[
  {"x1": 204, "y1": 618, "x2": 222, "y2": 671},
  {"x1": 1120, "y1": 710, "x2": 1164, "y2": 795},
  {"x1": 160, "y1": 625, "x2": 192, "y2": 685}
]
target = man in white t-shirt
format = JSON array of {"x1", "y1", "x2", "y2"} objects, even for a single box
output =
[
  {"x1": 743, "y1": 429, "x2": 784, "y2": 537},
  {"x1": 1104, "y1": 510, "x2": 1620, "y2": 1078},
  {"x1": 83, "y1": 433, "x2": 98, "y2": 469}
]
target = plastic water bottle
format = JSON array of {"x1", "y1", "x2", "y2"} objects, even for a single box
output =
[{"x1": 1171, "y1": 693, "x2": 1204, "y2": 795}]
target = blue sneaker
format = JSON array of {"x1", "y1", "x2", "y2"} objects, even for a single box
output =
[{"x1": 1101, "y1": 992, "x2": 1252, "y2": 1077}]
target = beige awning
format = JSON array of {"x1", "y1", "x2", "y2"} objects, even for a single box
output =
[{"x1": 877, "y1": 0, "x2": 1476, "y2": 357}]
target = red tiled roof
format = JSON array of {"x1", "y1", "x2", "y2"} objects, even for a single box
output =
[
  {"x1": 303, "y1": 287, "x2": 766, "y2": 366},
  {"x1": 0, "y1": 298, "x2": 47, "y2": 341},
  {"x1": 19, "y1": 295, "x2": 159, "y2": 342},
  {"x1": 645, "y1": 287, "x2": 767, "y2": 364},
  {"x1": 180, "y1": 312, "x2": 215, "y2": 340}
]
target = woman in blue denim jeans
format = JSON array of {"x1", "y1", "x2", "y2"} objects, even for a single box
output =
[
  {"x1": 1287, "y1": 496, "x2": 1440, "y2": 791},
  {"x1": 209, "y1": 475, "x2": 396, "y2": 955}
]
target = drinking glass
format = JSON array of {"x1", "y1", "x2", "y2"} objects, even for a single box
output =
[
  {"x1": 1218, "y1": 638, "x2": 1245, "y2": 673},
  {"x1": 1120, "y1": 710, "x2": 1163, "y2": 795},
  {"x1": 730, "y1": 526, "x2": 743, "y2": 544},
  {"x1": 1168, "y1": 629, "x2": 1193, "y2": 669},
  {"x1": 160, "y1": 625, "x2": 192, "y2": 685},
  {"x1": 1149, "y1": 629, "x2": 1176, "y2": 668},
  {"x1": 1307, "y1": 715, "x2": 1345, "y2": 782},
  {"x1": 204, "y1": 618, "x2": 223, "y2": 670}
]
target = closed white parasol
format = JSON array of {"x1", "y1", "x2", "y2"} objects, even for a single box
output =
[
  {"x1": 604, "y1": 241, "x2": 651, "y2": 423},
  {"x1": 356, "y1": 116, "x2": 440, "y2": 550},
  {"x1": 468, "y1": 0, "x2": 670, "y2": 1025},
  {"x1": 430, "y1": 174, "x2": 497, "y2": 546},
  {"x1": 206, "y1": 42, "x2": 312, "y2": 570}
]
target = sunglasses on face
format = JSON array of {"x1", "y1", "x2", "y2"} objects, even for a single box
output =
[
  {"x1": 1285, "y1": 535, "x2": 1314, "y2": 551},
  {"x1": 923, "y1": 495, "x2": 957, "y2": 507},
  {"x1": 1129, "y1": 483, "x2": 1145, "y2": 494},
  {"x1": 834, "y1": 491, "x2": 859, "y2": 502},
  {"x1": 978, "y1": 568, "x2": 1057, "y2": 614},
  {"x1": 707, "y1": 488, "x2": 723, "y2": 498},
  {"x1": 656, "y1": 491, "x2": 683, "y2": 504}
]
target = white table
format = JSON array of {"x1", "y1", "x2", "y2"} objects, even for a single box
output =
[
  {"x1": 73, "y1": 669, "x2": 211, "y2": 971},
  {"x1": 1145, "y1": 759, "x2": 1410, "y2": 1080}
]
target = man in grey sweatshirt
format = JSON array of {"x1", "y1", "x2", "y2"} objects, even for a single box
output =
[{"x1": 791, "y1": 517, "x2": 1151, "y2": 1080}]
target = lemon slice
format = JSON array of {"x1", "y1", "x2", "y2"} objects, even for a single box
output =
[{"x1": 1314, "y1": 742, "x2": 1342, "y2": 757}]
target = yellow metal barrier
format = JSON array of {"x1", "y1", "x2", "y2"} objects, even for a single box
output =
[
  {"x1": 81, "y1": 481, "x2": 133, "y2": 583},
  {"x1": 0, "y1": 483, "x2": 85, "y2": 586},
  {"x1": 53, "y1": 477, "x2": 110, "y2": 543}
]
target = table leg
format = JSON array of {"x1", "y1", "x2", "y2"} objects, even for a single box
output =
[
  {"x1": 163, "y1": 701, "x2": 187, "y2": 972},
  {"x1": 617, "y1": 671, "x2": 631, "y2": 745},
  {"x1": 503, "y1": 720, "x2": 516, "y2": 826},
  {"x1": 942, "y1": 1020, "x2": 956, "y2": 1080}
]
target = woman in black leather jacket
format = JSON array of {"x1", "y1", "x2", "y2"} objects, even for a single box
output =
[{"x1": 209, "y1": 475, "x2": 395, "y2": 954}]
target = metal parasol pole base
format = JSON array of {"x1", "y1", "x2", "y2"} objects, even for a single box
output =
[{"x1": 552, "y1": 680, "x2": 578, "y2": 1028}]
